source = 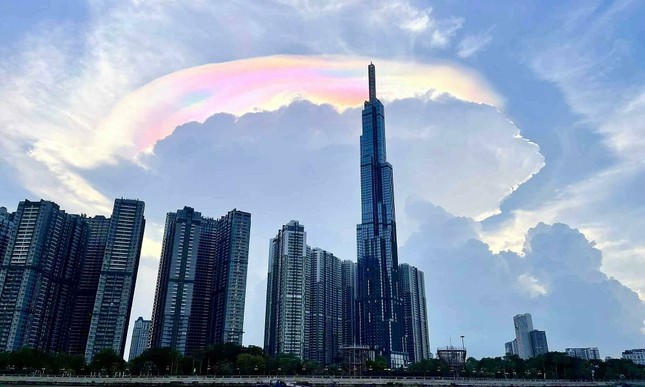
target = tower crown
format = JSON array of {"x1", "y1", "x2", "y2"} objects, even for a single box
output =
[{"x1": 368, "y1": 63, "x2": 376, "y2": 102}]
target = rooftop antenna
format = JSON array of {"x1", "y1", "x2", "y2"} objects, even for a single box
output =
[{"x1": 368, "y1": 62, "x2": 376, "y2": 102}]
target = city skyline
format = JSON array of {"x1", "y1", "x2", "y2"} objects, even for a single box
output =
[{"x1": 0, "y1": 1, "x2": 643, "y2": 359}]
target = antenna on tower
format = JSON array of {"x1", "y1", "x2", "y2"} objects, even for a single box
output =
[{"x1": 368, "y1": 63, "x2": 376, "y2": 102}]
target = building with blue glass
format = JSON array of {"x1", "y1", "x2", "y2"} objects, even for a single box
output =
[{"x1": 356, "y1": 63, "x2": 407, "y2": 367}]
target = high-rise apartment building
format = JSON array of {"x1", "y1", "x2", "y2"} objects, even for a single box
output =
[
  {"x1": 150, "y1": 207, "x2": 201, "y2": 354},
  {"x1": 264, "y1": 220, "x2": 308, "y2": 359},
  {"x1": 129, "y1": 317, "x2": 151, "y2": 360},
  {"x1": 150, "y1": 207, "x2": 250, "y2": 355},
  {"x1": 85, "y1": 199, "x2": 145, "y2": 362},
  {"x1": 566, "y1": 347, "x2": 600, "y2": 361},
  {"x1": 305, "y1": 248, "x2": 342, "y2": 366},
  {"x1": 209, "y1": 209, "x2": 251, "y2": 346},
  {"x1": 340, "y1": 260, "x2": 357, "y2": 347},
  {"x1": 0, "y1": 200, "x2": 87, "y2": 352},
  {"x1": 513, "y1": 313, "x2": 534, "y2": 359},
  {"x1": 530, "y1": 330, "x2": 548, "y2": 356},
  {"x1": 509, "y1": 313, "x2": 548, "y2": 359},
  {"x1": 356, "y1": 63, "x2": 406, "y2": 367},
  {"x1": 399, "y1": 264, "x2": 431, "y2": 363},
  {"x1": 0, "y1": 207, "x2": 14, "y2": 261},
  {"x1": 68, "y1": 215, "x2": 111, "y2": 355}
]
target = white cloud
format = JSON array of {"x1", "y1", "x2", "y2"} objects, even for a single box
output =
[
  {"x1": 481, "y1": 0, "x2": 645, "y2": 300},
  {"x1": 457, "y1": 26, "x2": 494, "y2": 58}
]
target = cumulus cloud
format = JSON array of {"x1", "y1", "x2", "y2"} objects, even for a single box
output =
[
  {"x1": 86, "y1": 96, "x2": 542, "y2": 349},
  {"x1": 400, "y1": 202, "x2": 645, "y2": 358},
  {"x1": 0, "y1": 0, "x2": 470, "y2": 216},
  {"x1": 482, "y1": 0, "x2": 645, "y2": 300}
]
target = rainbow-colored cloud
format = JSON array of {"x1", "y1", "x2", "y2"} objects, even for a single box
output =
[{"x1": 95, "y1": 55, "x2": 503, "y2": 157}]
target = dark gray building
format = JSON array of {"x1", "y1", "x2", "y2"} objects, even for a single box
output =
[
  {"x1": 264, "y1": 220, "x2": 308, "y2": 359},
  {"x1": 129, "y1": 317, "x2": 151, "y2": 360},
  {"x1": 0, "y1": 207, "x2": 14, "y2": 261},
  {"x1": 85, "y1": 199, "x2": 146, "y2": 362},
  {"x1": 0, "y1": 200, "x2": 87, "y2": 353},
  {"x1": 68, "y1": 215, "x2": 111, "y2": 355},
  {"x1": 529, "y1": 330, "x2": 548, "y2": 356},
  {"x1": 400, "y1": 264, "x2": 431, "y2": 363},
  {"x1": 305, "y1": 248, "x2": 342, "y2": 366},
  {"x1": 150, "y1": 207, "x2": 250, "y2": 355},
  {"x1": 356, "y1": 63, "x2": 406, "y2": 367},
  {"x1": 340, "y1": 260, "x2": 357, "y2": 348}
]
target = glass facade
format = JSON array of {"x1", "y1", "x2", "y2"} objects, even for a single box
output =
[{"x1": 356, "y1": 63, "x2": 406, "y2": 366}]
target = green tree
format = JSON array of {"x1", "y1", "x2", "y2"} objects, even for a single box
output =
[
  {"x1": 128, "y1": 347, "x2": 180, "y2": 375},
  {"x1": 89, "y1": 349, "x2": 124, "y2": 375},
  {"x1": 237, "y1": 353, "x2": 266, "y2": 374}
]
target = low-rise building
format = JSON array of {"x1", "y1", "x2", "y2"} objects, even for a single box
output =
[
  {"x1": 566, "y1": 347, "x2": 600, "y2": 360},
  {"x1": 622, "y1": 349, "x2": 645, "y2": 365}
]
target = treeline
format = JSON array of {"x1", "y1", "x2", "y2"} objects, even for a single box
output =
[
  {"x1": 0, "y1": 346, "x2": 643, "y2": 381},
  {"x1": 408, "y1": 353, "x2": 644, "y2": 380}
]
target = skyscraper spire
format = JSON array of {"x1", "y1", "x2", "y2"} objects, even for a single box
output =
[{"x1": 368, "y1": 62, "x2": 376, "y2": 102}]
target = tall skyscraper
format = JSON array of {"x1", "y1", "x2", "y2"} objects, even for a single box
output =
[
  {"x1": 68, "y1": 215, "x2": 111, "y2": 355},
  {"x1": 340, "y1": 260, "x2": 357, "y2": 347},
  {"x1": 510, "y1": 313, "x2": 549, "y2": 359},
  {"x1": 150, "y1": 207, "x2": 251, "y2": 355},
  {"x1": 264, "y1": 220, "x2": 308, "y2": 359},
  {"x1": 399, "y1": 264, "x2": 431, "y2": 363},
  {"x1": 513, "y1": 313, "x2": 534, "y2": 359},
  {"x1": 129, "y1": 317, "x2": 151, "y2": 360},
  {"x1": 85, "y1": 199, "x2": 145, "y2": 362},
  {"x1": 356, "y1": 63, "x2": 406, "y2": 367},
  {"x1": 0, "y1": 200, "x2": 87, "y2": 352},
  {"x1": 209, "y1": 209, "x2": 251, "y2": 346},
  {"x1": 305, "y1": 248, "x2": 342, "y2": 365},
  {"x1": 150, "y1": 207, "x2": 202, "y2": 354}
]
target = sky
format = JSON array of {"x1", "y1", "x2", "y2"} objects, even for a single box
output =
[{"x1": 0, "y1": 0, "x2": 643, "y2": 359}]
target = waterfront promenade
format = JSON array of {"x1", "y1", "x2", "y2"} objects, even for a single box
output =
[{"x1": 0, "y1": 375, "x2": 640, "y2": 386}]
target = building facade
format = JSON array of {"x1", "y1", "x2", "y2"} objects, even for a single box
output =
[
  {"x1": 68, "y1": 215, "x2": 111, "y2": 355},
  {"x1": 264, "y1": 220, "x2": 308, "y2": 359},
  {"x1": 0, "y1": 200, "x2": 87, "y2": 353},
  {"x1": 566, "y1": 347, "x2": 600, "y2": 361},
  {"x1": 340, "y1": 260, "x2": 357, "y2": 348},
  {"x1": 508, "y1": 313, "x2": 549, "y2": 359},
  {"x1": 399, "y1": 264, "x2": 431, "y2": 363},
  {"x1": 356, "y1": 63, "x2": 406, "y2": 368},
  {"x1": 0, "y1": 207, "x2": 14, "y2": 261},
  {"x1": 129, "y1": 317, "x2": 151, "y2": 360},
  {"x1": 622, "y1": 349, "x2": 645, "y2": 365},
  {"x1": 85, "y1": 199, "x2": 146, "y2": 362},
  {"x1": 209, "y1": 209, "x2": 251, "y2": 346},
  {"x1": 305, "y1": 248, "x2": 342, "y2": 366},
  {"x1": 150, "y1": 207, "x2": 251, "y2": 355},
  {"x1": 505, "y1": 339, "x2": 518, "y2": 356},
  {"x1": 529, "y1": 330, "x2": 548, "y2": 357},
  {"x1": 513, "y1": 313, "x2": 534, "y2": 359}
]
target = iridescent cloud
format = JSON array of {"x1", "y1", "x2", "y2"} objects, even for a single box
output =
[{"x1": 94, "y1": 55, "x2": 503, "y2": 157}]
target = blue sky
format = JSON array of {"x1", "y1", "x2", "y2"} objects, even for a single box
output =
[{"x1": 0, "y1": 0, "x2": 643, "y2": 358}]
